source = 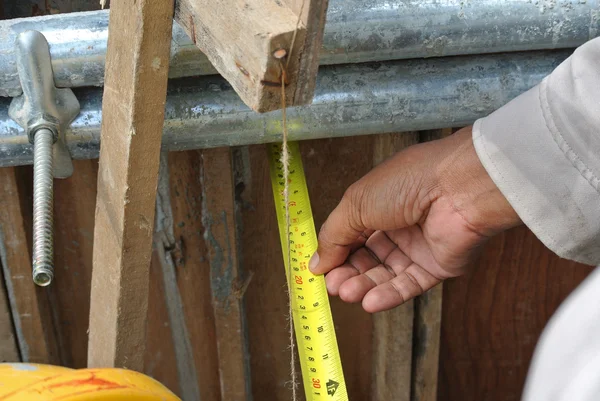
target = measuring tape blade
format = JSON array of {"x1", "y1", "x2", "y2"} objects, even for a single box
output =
[{"x1": 268, "y1": 142, "x2": 348, "y2": 401}]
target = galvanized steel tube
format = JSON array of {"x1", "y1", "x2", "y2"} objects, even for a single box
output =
[
  {"x1": 0, "y1": 0, "x2": 597, "y2": 97},
  {"x1": 0, "y1": 50, "x2": 570, "y2": 166}
]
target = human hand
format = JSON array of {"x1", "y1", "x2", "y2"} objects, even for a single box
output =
[{"x1": 309, "y1": 127, "x2": 521, "y2": 312}]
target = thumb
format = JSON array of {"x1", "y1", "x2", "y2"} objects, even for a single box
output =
[{"x1": 310, "y1": 187, "x2": 367, "y2": 275}]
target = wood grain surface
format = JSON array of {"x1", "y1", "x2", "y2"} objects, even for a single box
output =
[
  {"x1": 88, "y1": 0, "x2": 174, "y2": 370},
  {"x1": 439, "y1": 226, "x2": 594, "y2": 401}
]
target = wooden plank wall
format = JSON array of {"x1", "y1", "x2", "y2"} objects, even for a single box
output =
[
  {"x1": 0, "y1": 2, "x2": 595, "y2": 401},
  {"x1": 4, "y1": 137, "x2": 594, "y2": 401},
  {"x1": 439, "y1": 227, "x2": 594, "y2": 400}
]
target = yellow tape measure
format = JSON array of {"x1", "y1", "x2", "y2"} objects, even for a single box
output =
[{"x1": 269, "y1": 142, "x2": 348, "y2": 401}]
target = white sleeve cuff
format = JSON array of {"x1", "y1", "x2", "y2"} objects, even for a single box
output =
[{"x1": 473, "y1": 81, "x2": 600, "y2": 265}]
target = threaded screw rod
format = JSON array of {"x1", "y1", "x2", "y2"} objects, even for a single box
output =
[{"x1": 32, "y1": 128, "x2": 54, "y2": 286}]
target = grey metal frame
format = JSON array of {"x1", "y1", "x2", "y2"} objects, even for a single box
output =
[
  {"x1": 0, "y1": 50, "x2": 570, "y2": 166},
  {"x1": 0, "y1": 0, "x2": 598, "y2": 165}
]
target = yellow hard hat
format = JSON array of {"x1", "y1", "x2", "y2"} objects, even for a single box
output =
[{"x1": 0, "y1": 363, "x2": 181, "y2": 401}]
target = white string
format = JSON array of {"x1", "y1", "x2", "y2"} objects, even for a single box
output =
[
  {"x1": 280, "y1": 3, "x2": 306, "y2": 398},
  {"x1": 280, "y1": 62, "x2": 298, "y2": 400}
]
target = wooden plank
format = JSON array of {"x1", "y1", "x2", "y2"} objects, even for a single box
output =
[
  {"x1": 145, "y1": 249, "x2": 185, "y2": 397},
  {"x1": 200, "y1": 147, "x2": 252, "y2": 400},
  {"x1": 281, "y1": 0, "x2": 329, "y2": 105},
  {"x1": 0, "y1": 167, "x2": 60, "y2": 364},
  {"x1": 167, "y1": 150, "x2": 221, "y2": 401},
  {"x1": 439, "y1": 226, "x2": 594, "y2": 401},
  {"x1": 370, "y1": 132, "x2": 419, "y2": 401},
  {"x1": 239, "y1": 145, "x2": 290, "y2": 401},
  {"x1": 154, "y1": 154, "x2": 201, "y2": 400},
  {"x1": 411, "y1": 128, "x2": 453, "y2": 401},
  {"x1": 174, "y1": 0, "x2": 326, "y2": 112},
  {"x1": 0, "y1": 135, "x2": 20, "y2": 365},
  {"x1": 0, "y1": 264, "x2": 19, "y2": 362},
  {"x1": 87, "y1": 0, "x2": 174, "y2": 370},
  {"x1": 52, "y1": 159, "x2": 97, "y2": 368},
  {"x1": 412, "y1": 285, "x2": 443, "y2": 401}
]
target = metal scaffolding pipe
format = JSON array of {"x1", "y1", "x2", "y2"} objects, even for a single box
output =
[
  {"x1": 1, "y1": 0, "x2": 597, "y2": 97},
  {"x1": 0, "y1": 50, "x2": 570, "y2": 166}
]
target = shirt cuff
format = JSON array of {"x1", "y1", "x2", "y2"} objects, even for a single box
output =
[{"x1": 473, "y1": 81, "x2": 600, "y2": 265}]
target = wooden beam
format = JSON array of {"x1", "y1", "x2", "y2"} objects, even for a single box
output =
[
  {"x1": 200, "y1": 147, "x2": 252, "y2": 400},
  {"x1": 411, "y1": 128, "x2": 453, "y2": 401},
  {"x1": 0, "y1": 167, "x2": 59, "y2": 364},
  {"x1": 371, "y1": 132, "x2": 419, "y2": 401},
  {"x1": 87, "y1": 0, "x2": 174, "y2": 370},
  {"x1": 281, "y1": 0, "x2": 328, "y2": 105},
  {"x1": 175, "y1": 0, "x2": 327, "y2": 112}
]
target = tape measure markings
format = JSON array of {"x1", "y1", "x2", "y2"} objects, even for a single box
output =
[{"x1": 268, "y1": 142, "x2": 348, "y2": 401}]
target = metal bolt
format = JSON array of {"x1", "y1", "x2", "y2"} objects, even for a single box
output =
[
  {"x1": 32, "y1": 127, "x2": 54, "y2": 286},
  {"x1": 8, "y1": 31, "x2": 79, "y2": 286}
]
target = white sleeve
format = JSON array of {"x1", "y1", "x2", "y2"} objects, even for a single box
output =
[
  {"x1": 473, "y1": 38, "x2": 600, "y2": 266},
  {"x1": 521, "y1": 266, "x2": 600, "y2": 401}
]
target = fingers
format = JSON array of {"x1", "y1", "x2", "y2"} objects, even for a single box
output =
[
  {"x1": 324, "y1": 247, "x2": 379, "y2": 296},
  {"x1": 326, "y1": 232, "x2": 413, "y2": 301},
  {"x1": 365, "y1": 231, "x2": 412, "y2": 270},
  {"x1": 310, "y1": 187, "x2": 367, "y2": 275},
  {"x1": 338, "y1": 266, "x2": 395, "y2": 303},
  {"x1": 323, "y1": 228, "x2": 444, "y2": 312},
  {"x1": 325, "y1": 266, "x2": 360, "y2": 296},
  {"x1": 362, "y1": 264, "x2": 441, "y2": 313}
]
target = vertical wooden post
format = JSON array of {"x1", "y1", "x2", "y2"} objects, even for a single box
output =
[
  {"x1": 411, "y1": 128, "x2": 453, "y2": 401},
  {"x1": 200, "y1": 147, "x2": 252, "y2": 400},
  {"x1": 371, "y1": 132, "x2": 419, "y2": 401},
  {"x1": 0, "y1": 167, "x2": 59, "y2": 364},
  {"x1": 87, "y1": 0, "x2": 174, "y2": 370}
]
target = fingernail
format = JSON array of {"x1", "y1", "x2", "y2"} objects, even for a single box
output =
[{"x1": 309, "y1": 252, "x2": 320, "y2": 272}]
